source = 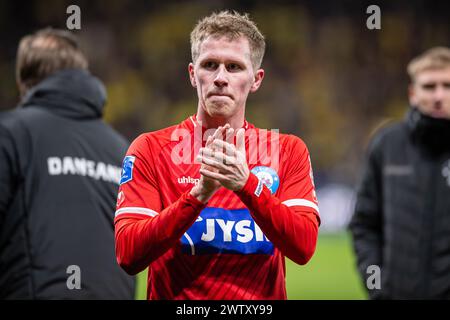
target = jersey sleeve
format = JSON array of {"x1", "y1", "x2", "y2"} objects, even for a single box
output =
[
  {"x1": 277, "y1": 136, "x2": 320, "y2": 225},
  {"x1": 235, "y1": 135, "x2": 320, "y2": 265},
  {"x1": 115, "y1": 134, "x2": 162, "y2": 218},
  {"x1": 114, "y1": 134, "x2": 206, "y2": 275}
]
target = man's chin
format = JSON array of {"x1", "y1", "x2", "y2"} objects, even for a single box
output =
[
  {"x1": 429, "y1": 110, "x2": 450, "y2": 120},
  {"x1": 205, "y1": 103, "x2": 232, "y2": 118}
]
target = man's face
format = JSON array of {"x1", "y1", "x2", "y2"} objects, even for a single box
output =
[
  {"x1": 409, "y1": 67, "x2": 450, "y2": 119},
  {"x1": 189, "y1": 36, "x2": 264, "y2": 120}
]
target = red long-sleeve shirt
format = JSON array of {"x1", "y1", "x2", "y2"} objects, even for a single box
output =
[{"x1": 114, "y1": 116, "x2": 320, "y2": 299}]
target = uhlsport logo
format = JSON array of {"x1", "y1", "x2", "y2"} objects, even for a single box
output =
[
  {"x1": 178, "y1": 176, "x2": 200, "y2": 185},
  {"x1": 251, "y1": 166, "x2": 280, "y2": 195},
  {"x1": 120, "y1": 156, "x2": 135, "y2": 185},
  {"x1": 181, "y1": 207, "x2": 273, "y2": 255}
]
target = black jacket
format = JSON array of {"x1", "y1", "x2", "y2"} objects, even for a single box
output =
[
  {"x1": 349, "y1": 108, "x2": 450, "y2": 299},
  {"x1": 0, "y1": 69, "x2": 135, "y2": 299}
]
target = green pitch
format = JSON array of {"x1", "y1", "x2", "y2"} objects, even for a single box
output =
[
  {"x1": 134, "y1": 231, "x2": 367, "y2": 300},
  {"x1": 285, "y1": 232, "x2": 366, "y2": 299}
]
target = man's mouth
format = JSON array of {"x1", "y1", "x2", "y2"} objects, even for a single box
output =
[
  {"x1": 430, "y1": 110, "x2": 448, "y2": 118},
  {"x1": 429, "y1": 104, "x2": 448, "y2": 118},
  {"x1": 209, "y1": 93, "x2": 232, "y2": 99}
]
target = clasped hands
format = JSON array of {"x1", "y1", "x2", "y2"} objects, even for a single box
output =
[{"x1": 190, "y1": 124, "x2": 249, "y2": 203}]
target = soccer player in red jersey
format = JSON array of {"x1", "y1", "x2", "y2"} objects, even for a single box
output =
[{"x1": 114, "y1": 10, "x2": 320, "y2": 300}]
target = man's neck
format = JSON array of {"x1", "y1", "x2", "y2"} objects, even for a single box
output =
[{"x1": 196, "y1": 108, "x2": 245, "y2": 129}]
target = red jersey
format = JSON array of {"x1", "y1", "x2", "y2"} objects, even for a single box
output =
[{"x1": 114, "y1": 116, "x2": 320, "y2": 300}]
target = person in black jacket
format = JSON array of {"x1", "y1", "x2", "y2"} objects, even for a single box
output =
[
  {"x1": 0, "y1": 28, "x2": 135, "y2": 299},
  {"x1": 349, "y1": 47, "x2": 450, "y2": 299}
]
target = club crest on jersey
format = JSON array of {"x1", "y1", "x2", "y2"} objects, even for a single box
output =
[
  {"x1": 181, "y1": 207, "x2": 274, "y2": 256},
  {"x1": 120, "y1": 156, "x2": 135, "y2": 185},
  {"x1": 251, "y1": 166, "x2": 280, "y2": 195}
]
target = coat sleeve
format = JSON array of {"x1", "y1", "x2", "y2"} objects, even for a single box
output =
[
  {"x1": 0, "y1": 123, "x2": 18, "y2": 227},
  {"x1": 348, "y1": 134, "x2": 384, "y2": 299},
  {"x1": 235, "y1": 136, "x2": 320, "y2": 265}
]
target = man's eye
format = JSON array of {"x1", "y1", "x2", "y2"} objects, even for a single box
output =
[
  {"x1": 443, "y1": 82, "x2": 450, "y2": 89},
  {"x1": 422, "y1": 83, "x2": 436, "y2": 90},
  {"x1": 227, "y1": 63, "x2": 242, "y2": 71},
  {"x1": 203, "y1": 62, "x2": 217, "y2": 69}
]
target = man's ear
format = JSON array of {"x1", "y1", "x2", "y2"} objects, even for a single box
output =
[
  {"x1": 250, "y1": 69, "x2": 265, "y2": 93},
  {"x1": 189, "y1": 63, "x2": 196, "y2": 88},
  {"x1": 17, "y1": 80, "x2": 27, "y2": 98}
]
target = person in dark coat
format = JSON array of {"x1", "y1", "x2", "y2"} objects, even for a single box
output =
[
  {"x1": 0, "y1": 28, "x2": 135, "y2": 299},
  {"x1": 350, "y1": 47, "x2": 450, "y2": 299}
]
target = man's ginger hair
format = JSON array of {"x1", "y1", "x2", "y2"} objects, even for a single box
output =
[
  {"x1": 190, "y1": 10, "x2": 265, "y2": 70},
  {"x1": 407, "y1": 46, "x2": 450, "y2": 82}
]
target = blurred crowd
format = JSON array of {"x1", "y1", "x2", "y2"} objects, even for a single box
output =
[{"x1": 1, "y1": 0, "x2": 449, "y2": 231}]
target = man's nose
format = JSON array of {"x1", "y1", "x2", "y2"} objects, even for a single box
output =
[
  {"x1": 434, "y1": 84, "x2": 446, "y2": 101},
  {"x1": 214, "y1": 65, "x2": 228, "y2": 87}
]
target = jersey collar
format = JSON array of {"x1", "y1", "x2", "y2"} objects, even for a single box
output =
[{"x1": 185, "y1": 114, "x2": 252, "y2": 132}]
